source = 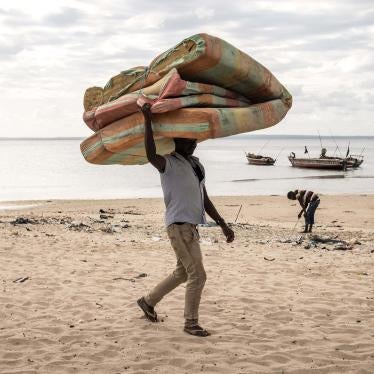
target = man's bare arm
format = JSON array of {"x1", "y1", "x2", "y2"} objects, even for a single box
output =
[
  {"x1": 203, "y1": 187, "x2": 234, "y2": 243},
  {"x1": 142, "y1": 104, "x2": 166, "y2": 173},
  {"x1": 297, "y1": 198, "x2": 307, "y2": 218}
]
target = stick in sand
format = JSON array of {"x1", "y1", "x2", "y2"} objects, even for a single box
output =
[
  {"x1": 234, "y1": 204, "x2": 242, "y2": 223},
  {"x1": 288, "y1": 217, "x2": 301, "y2": 240}
]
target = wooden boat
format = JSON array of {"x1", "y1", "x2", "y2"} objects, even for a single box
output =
[
  {"x1": 288, "y1": 153, "x2": 346, "y2": 170},
  {"x1": 319, "y1": 147, "x2": 364, "y2": 169},
  {"x1": 345, "y1": 155, "x2": 364, "y2": 168},
  {"x1": 246, "y1": 153, "x2": 275, "y2": 165}
]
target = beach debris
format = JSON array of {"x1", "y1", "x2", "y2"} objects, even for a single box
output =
[
  {"x1": 100, "y1": 214, "x2": 114, "y2": 219},
  {"x1": 113, "y1": 273, "x2": 147, "y2": 282},
  {"x1": 113, "y1": 277, "x2": 135, "y2": 282},
  {"x1": 332, "y1": 243, "x2": 353, "y2": 251},
  {"x1": 278, "y1": 235, "x2": 304, "y2": 245},
  {"x1": 135, "y1": 273, "x2": 147, "y2": 278},
  {"x1": 257, "y1": 239, "x2": 271, "y2": 245},
  {"x1": 96, "y1": 302, "x2": 103, "y2": 308},
  {"x1": 13, "y1": 276, "x2": 29, "y2": 283},
  {"x1": 11, "y1": 217, "x2": 36, "y2": 225},
  {"x1": 151, "y1": 236, "x2": 161, "y2": 241},
  {"x1": 123, "y1": 210, "x2": 142, "y2": 215},
  {"x1": 276, "y1": 233, "x2": 358, "y2": 251},
  {"x1": 264, "y1": 257, "x2": 275, "y2": 261},
  {"x1": 67, "y1": 221, "x2": 92, "y2": 232},
  {"x1": 309, "y1": 235, "x2": 352, "y2": 250},
  {"x1": 278, "y1": 238, "x2": 292, "y2": 243},
  {"x1": 99, "y1": 208, "x2": 115, "y2": 214},
  {"x1": 101, "y1": 225, "x2": 121, "y2": 234},
  {"x1": 59, "y1": 217, "x2": 73, "y2": 225},
  {"x1": 233, "y1": 222, "x2": 253, "y2": 229}
]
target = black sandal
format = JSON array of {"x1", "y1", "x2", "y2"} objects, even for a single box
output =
[
  {"x1": 137, "y1": 297, "x2": 158, "y2": 322},
  {"x1": 184, "y1": 324, "x2": 210, "y2": 337}
]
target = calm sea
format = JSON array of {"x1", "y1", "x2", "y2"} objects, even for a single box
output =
[{"x1": 0, "y1": 135, "x2": 373, "y2": 202}]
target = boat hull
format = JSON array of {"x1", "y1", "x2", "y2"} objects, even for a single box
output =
[
  {"x1": 345, "y1": 157, "x2": 364, "y2": 168},
  {"x1": 247, "y1": 158, "x2": 275, "y2": 165},
  {"x1": 288, "y1": 157, "x2": 346, "y2": 170}
]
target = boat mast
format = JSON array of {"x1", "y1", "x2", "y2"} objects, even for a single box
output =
[
  {"x1": 274, "y1": 148, "x2": 284, "y2": 161},
  {"x1": 257, "y1": 140, "x2": 269, "y2": 155},
  {"x1": 329, "y1": 131, "x2": 343, "y2": 157},
  {"x1": 317, "y1": 130, "x2": 323, "y2": 150},
  {"x1": 346, "y1": 140, "x2": 350, "y2": 158}
]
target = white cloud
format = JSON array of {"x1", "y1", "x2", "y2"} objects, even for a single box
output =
[
  {"x1": 195, "y1": 7, "x2": 215, "y2": 20},
  {"x1": 0, "y1": 0, "x2": 373, "y2": 137}
]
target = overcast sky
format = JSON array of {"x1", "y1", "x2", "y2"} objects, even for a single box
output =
[{"x1": 0, "y1": 0, "x2": 373, "y2": 138}]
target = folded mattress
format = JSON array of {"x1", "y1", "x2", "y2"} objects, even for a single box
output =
[
  {"x1": 81, "y1": 101, "x2": 288, "y2": 165},
  {"x1": 80, "y1": 34, "x2": 292, "y2": 165}
]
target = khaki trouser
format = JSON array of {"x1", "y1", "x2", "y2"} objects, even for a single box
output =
[{"x1": 145, "y1": 223, "x2": 206, "y2": 320}]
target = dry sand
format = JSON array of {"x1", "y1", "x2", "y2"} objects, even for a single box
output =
[{"x1": 0, "y1": 195, "x2": 373, "y2": 374}]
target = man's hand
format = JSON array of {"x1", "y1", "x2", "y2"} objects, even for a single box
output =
[
  {"x1": 141, "y1": 103, "x2": 152, "y2": 121},
  {"x1": 298, "y1": 208, "x2": 306, "y2": 219},
  {"x1": 221, "y1": 222, "x2": 234, "y2": 243}
]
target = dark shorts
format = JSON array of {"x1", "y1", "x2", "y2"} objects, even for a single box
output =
[{"x1": 305, "y1": 199, "x2": 320, "y2": 225}]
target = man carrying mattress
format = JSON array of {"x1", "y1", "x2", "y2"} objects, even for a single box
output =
[{"x1": 137, "y1": 103, "x2": 234, "y2": 337}]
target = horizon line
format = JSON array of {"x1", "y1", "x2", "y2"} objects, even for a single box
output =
[{"x1": 1, "y1": 134, "x2": 374, "y2": 141}]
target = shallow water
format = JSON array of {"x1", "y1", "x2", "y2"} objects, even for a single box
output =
[{"x1": 0, "y1": 135, "x2": 373, "y2": 202}]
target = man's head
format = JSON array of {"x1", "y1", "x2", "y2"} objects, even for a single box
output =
[
  {"x1": 173, "y1": 138, "x2": 197, "y2": 156},
  {"x1": 287, "y1": 191, "x2": 296, "y2": 200}
]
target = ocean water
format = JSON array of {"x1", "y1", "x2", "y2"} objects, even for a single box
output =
[{"x1": 0, "y1": 135, "x2": 373, "y2": 202}]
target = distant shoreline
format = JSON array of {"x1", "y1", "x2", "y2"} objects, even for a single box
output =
[
  {"x1": 1, "y1": 134, "x2": 374, "y2": 141},
  {"x1": 1, "y1": 193, "x2": 374, "y2": 207}
]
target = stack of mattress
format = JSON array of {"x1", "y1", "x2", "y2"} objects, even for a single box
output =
[{"x1": 81, "y1": 33, "x2": 292, "y2": 165}]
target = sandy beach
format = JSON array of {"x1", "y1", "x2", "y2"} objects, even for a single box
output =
[{"x1": 0, "y1": 195, "x2": 373, "y2": 374}]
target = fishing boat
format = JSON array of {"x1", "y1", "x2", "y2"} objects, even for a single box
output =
[
  {"x1": 246, "y1": 153, "x2": 275, "y2": 165},
  {"x1": 288, "y1": 152, "x2": 347, "y2": 170},
  {"x1": 320, "y1": 148, "x2": 364, "y2": 169},
  {"x1": 345, "y1": 154, "x2": 364, "y2": 168}
]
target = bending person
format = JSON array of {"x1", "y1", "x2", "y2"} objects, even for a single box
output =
[{"x1": 287, "y1": 189, "x2": 320, "y2": 233}]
